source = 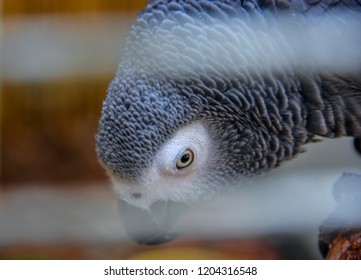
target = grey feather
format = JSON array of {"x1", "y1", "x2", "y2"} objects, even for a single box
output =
[{"x1": 96, "y1": 0, "x2": 361, "y2": 186}]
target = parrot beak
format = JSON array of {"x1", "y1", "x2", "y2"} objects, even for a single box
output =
[{"x1": 118, "y1": 199, "x2": 187, "y2": 245}]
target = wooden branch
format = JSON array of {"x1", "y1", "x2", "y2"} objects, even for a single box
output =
[
  {"x1": 319, "y1": 173, "x2": 361, "y2": 260},
  {"x1": 325, "y1": 227, "x2": 361, "y2": 260}
]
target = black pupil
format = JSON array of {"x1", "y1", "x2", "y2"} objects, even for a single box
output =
[{"x1": 181, "y1": 153, "x2": 190, "y2": 163}]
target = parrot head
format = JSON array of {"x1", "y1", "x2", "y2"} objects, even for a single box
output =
[
  {"x1": 95, "y1": 76, "x2": 266, "y2": 244},
  {"x1": 95, "y1": 0, "x2": 311, "y2": 245}
]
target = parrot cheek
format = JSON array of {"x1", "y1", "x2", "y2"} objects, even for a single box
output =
[{"x1": 118, "y1": 199, "x2": 187, "y2": 245}]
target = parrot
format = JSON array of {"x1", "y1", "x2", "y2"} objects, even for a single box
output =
[{"x1": 95, "y1": 0, "x2": 361, "y2": 245}]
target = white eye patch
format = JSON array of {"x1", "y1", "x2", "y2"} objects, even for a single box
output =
[{"x1": 153, "y1": 122, "x2": 211, "y2": 176}]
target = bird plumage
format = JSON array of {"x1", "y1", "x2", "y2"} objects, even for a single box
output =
[{"x1": 96, "y1": 0, "x2": 361, "y2": 244}]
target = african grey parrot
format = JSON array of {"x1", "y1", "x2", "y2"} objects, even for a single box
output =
[{"x1": 96, "y1": 0, "x2": 361, "y2": 245}]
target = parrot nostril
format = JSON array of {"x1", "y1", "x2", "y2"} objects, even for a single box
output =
[{"x1": 132, "y1": 192, "x2": 142, "y2": 199}]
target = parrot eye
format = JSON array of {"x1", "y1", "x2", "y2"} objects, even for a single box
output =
[{"x1": 176, "y1": 149, "x2": 194, "y2": 170}]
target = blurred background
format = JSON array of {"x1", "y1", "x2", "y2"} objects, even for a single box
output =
[
  {"x1": 1, "y1": 0, "x2": 360, "y2": 260},
  {"x1": 1, "y1": 0, "x2": 144, "y2": 186}
]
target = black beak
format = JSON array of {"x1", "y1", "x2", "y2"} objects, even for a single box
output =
[{"x1": 118, "y1": 199, "x2": 187, "y2": 245}]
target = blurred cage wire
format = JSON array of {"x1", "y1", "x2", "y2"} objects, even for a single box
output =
[{"x1": 0, "y1": 0, "x2": 360, "y2": 260}]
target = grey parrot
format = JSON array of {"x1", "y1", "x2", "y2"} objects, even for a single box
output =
[{"x1": 96, "y1": 0, "x2": 361, "y2": 245}]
